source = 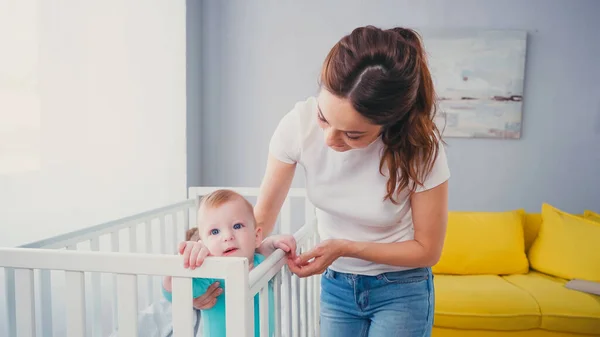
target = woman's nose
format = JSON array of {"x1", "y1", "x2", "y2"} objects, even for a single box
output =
[{"x1": 324, "y1": 128, "x2": 340, "y2": 146}]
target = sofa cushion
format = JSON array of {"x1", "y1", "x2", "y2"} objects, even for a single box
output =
[
  {"x1": 503, "y1": 272, "x2": 600, "y2": 335},
  {"x1": 432, "y1": 210, "x2": 529, "y2": 275},
  {"x1": 432, "y1": 327, "x2": 595, "y2": 336},
  {"x1": 523, "y1": 212, "x2": 542, "y2": 252},
  {"x1": 584, "y1": 209, "x2": 600, "y2": 223},
  {"x1": 528, "y1": 203, "x2": 600, "y2": 282},
  {"x1": 433, "y1": 274, "x2": 540, "y2": 330}
]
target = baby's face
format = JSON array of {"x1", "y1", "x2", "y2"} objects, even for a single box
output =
[{"x1": 197, "y1": 197, "x2": 261, "y2": 262}]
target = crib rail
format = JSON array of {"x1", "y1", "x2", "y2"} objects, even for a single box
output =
[
  {"x1": 0, "y1": 248, "x2": 250, "y2": 336},
  {"x1": 20, "y1": 199, "x2": 196, "y2": 250}
]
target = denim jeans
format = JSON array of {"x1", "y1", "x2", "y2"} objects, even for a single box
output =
[{"x1": 319, "y1": 267, "x2": 434, "y2": 337}]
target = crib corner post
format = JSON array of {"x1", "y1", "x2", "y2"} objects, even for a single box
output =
[{"x1": 225, "y1": 257, "x2": 253, "y2": 337}]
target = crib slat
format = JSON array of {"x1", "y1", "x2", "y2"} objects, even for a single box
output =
[
  {"x1": 291, "y1": 275, "x2": 299, "y2": 337},
  {"x1": 117, "y1": 274, "x2": 138, "y2": 337},
  {"x1": 171, "y1": 212, "x2": 178, "y2": 254},
  {"x1": 300, "y1": 274, "x2": 307, "y2": 337},
  {"x1": 282, "y1": 268, "x2": 292, "y2": 337},
  {"x1": 15, "y1": 268, "x2": 36, "y2": 337},
  {"x1": 225, "y1": 259, "x2": 252, "y2": 337},
  {"x1": 90, "y1": 238, "x2": 103, "y2": 337},
  {"x1": 281, "y1": 198, "x2": 291, "y2": 234},
  {"x1": 259, "y1": 286, "x2": 269, "y2": 337},
  {"x1": 40, "y1": 269, "x2": 54, "y2": 337},
  {"x1": 65, "y1": 271, "x2": 86, "y2": 337},
  {"x1": 274, "y1": 272, "x2": 282, "y2": 337},
  {"x1": 313, "y1": 272, "x2": 319, "y2": 337},
  {"x1": 160, "y1": 215, "x2": 167, "y2": 254},
  {"x1": 314, "y1": 235, "x2": 319, "y2": 330},
  {"x1": 171, "y1": 277, "x2": 194, "y2": 336},
  {"x1": 309, "y1": 240, "x2": 315, "y2": 337},
  {"x1": 110, "y1": 232, "x2": 120, "y2": 331},
  {"x1": 145, "y1": 221, "x2": 153, "y2": 254},
  {"x1": 304, "y1": 206, "x2": 317, "y2": 337},
  {"x1": 306, "y1": 243, "x2": 313, "y2": 335},
  {"x1": 111, "y1": 231, "x2": 120, "y2": 251},
  {"x1": 129, "y1": 224, "x2": 137, "y2": 253},
  {"x1": 65, "y1": 242, "x2": 78, "y2": 336},
  {"x1": 5, "y1": 268, "x2": 17, "y2": 337},
  {"x1": 183, "y1": 207, "x2": 190, "y2": 232},
  {"x1": 145, "y1": 221, "x2": 154, "y2": 305},
  {"x1": 312, "y1": 233, "x2": 321, "y2": 337}
]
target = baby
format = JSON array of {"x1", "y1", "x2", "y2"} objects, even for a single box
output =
[{"x1": 162, "y1": 189, "x2": 296, "y2": 337}]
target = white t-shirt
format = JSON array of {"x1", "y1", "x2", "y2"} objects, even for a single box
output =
[{"x1": 269, "y1": 96, "x2": 451, "y2": 276}]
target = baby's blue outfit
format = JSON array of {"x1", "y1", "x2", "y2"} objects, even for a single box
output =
[{"x1": 163, "y1": 253, "x2": 275, "y2": 337}]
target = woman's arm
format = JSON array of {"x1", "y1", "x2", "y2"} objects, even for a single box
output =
[
  {"x1": 289, "y1": 181, "x2": 448, "y2": 276},
  {"x1": 345, "y1": 180, "x2": 449, "y2": 267},
  {"x1": 254, "y1": 154, "x2": 297, "y2": 236}
]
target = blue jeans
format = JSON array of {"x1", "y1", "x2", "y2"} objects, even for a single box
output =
[{"x1": 320, "y1": 267, "x2": 434, "y2": 337}]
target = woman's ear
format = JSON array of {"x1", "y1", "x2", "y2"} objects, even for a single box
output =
[{"x1": 254, "y1": 227, "x2": 263, "y2": 248}]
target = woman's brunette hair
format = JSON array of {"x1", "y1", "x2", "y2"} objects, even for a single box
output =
[{"x1": 320, "y1": 25, "x2": 443, "y2": 204}]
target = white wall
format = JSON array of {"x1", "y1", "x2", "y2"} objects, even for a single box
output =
[
  {"x1": 1, "y1": 1, "x2": 187, "y2": 335},
  {"x1": 0, "y1": 0, "x2": 187, "y2": 247},
  {"x1": 197, "y1": 0, "x2": 600, "y2": 214}
]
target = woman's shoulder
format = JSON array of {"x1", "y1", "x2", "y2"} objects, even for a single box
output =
[
  {"x1": 269, "y1": 96, "x2": 320, "y2": 164},
  {"x1": 279, "y1": 96, "x2": 318, "y2": 131}
]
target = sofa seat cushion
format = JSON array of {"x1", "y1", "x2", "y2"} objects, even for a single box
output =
[
  {"x1": 503, "y1": 272, "x2": 600, "y2": 335},
  {"x1": 433, "y1": 327, "x2": 593, "y2": 337},
  {"x1": 433, "y1": 274, "x2": 540, "y2": 330}
]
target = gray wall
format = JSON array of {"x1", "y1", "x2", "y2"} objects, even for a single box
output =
[
  {"x1": 186, "y1": 0, "x2": 203, "y2": 188},
  {"x1": 191, "y1": 0, "x2": 600, "y2": 213}
]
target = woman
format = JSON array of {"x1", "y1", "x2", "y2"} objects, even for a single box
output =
[{"x1": 195, "y1": 25, "x2": 450, "y2": 336}]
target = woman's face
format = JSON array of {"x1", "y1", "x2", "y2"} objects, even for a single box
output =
[{"x1": 316, "y1": 89, "x2": 382, "y2": 152}]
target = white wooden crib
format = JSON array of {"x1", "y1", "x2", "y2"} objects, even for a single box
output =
[{"x1": 0, "y1": 186, "x2": 321, "y2": 337}]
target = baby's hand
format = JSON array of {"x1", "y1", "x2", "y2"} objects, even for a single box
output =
[
  {"x1": 259, "y1": 234, "x2": 297, "y2": 259},
  {"x1": 178, "y1": 240, "x2": 211, "y2": 269}
]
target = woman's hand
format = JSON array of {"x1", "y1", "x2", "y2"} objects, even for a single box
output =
[
  {"x1": 286, "y1": 239, "x2": 347, "y2": 278},
  {"x1": 178, "y1": 240, "x2": 211, "y2": 269},
  {"x1": 192, "y1": 281, "x2": 222, "y2": 310}
]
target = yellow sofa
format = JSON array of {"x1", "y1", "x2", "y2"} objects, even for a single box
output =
[{"x1": 431, "y1": 204, "x2": 600, "y2": 337}]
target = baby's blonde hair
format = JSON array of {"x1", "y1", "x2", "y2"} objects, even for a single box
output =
[{"x1": 196, "y1": 189, "x2": 256, "y2": 228}]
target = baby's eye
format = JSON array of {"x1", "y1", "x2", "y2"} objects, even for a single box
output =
[
  {"x1": 210, "y1": 229, "x2": 219, "y2": 235},
  {"x1": 233, "y1": 223, "x2": 243, "y2": 230}
]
